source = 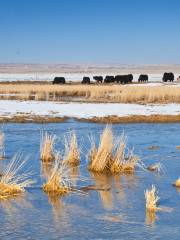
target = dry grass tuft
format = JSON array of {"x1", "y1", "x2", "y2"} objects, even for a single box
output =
[
  {"x1": 64, "y1": 132, "x2": 80, "y2": 166},
  {"x1": 88, "y1": 126, "x2": 113, "y2": 172},
  {"x1": 0, "y1": 130, "x2": 5, "y2": 159},
  {"x1": 110, "y1": 134, "x2": 139, "y2": 173},
  {"x1": 145, "y1": 185, "x2": 160, "y2": 211},
  {"x1": 173, "y1": 177, "x2": 180, "y2": 187},
  {"x1": 111, "y1": 149, "x2": 139, "y2": 174},
  {"x1": 110, "y1": 134, "x2": 126, "y2": 173},
  {"x1": 88, "y1": 128, "x2": 139, "y2": 173},
  {"x1": 40, "y1": 132, "x2": 56, "y2": 162},
  {"x1": 43, "y1": 155, "x2": 71, "y2": 196},
  {"x1": 0, "y1": 154, "x2": 34, "y2": 199}
]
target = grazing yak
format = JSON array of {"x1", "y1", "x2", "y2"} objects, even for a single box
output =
[
  {"x1": 115, "y1": 74, "x2": 133, "y2": 84},
  {"x1": 138, "y1": 74, "x2": 148, "y2": 83},
  {"x1": 104, "y1": 76, "x2": 115, "y2": 83},
  {"x1": 53, "y1": 77, "x2": 66, "y2": 84},
  {"x1": 93, "y1": 76, "x2": 103, "y2": 83},
  {"x1": 162, "y1": 72, "x2": 174, "y2": 82},
  {"x1": 81, "y1": 77, "x2": 90, "y2": 84}
]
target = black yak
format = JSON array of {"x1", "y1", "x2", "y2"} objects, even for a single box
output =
[
  {"x1": 53, "y1": 77, "x2": 66, "y2": 84},
  {"x1": 93, "y1": 76, "x2": 103, "y2": 83},
  {"x1": 104, "y1": 76, "x2": 115, "y2": 83},
  {"x1": 162, "y1": 72, "x2": 174, "y2": 82},
  {"x1": 115, "y1": 74, "x2": 133, "y2": 84},
  {"x1": 138, "y1": 74, "x2": 148, "y2": 83},
  {"x1": 81, "y1": 77, "x2": 90, "y2": 84}
]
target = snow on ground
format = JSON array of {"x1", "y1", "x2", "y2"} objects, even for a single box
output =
[
  {"x1": 0, "y1": 100, "x2": 180, "y2": 118},
  {"x1": 127, "y1": 82, "x2": 180, "y2": 87},
  {"x1": 128, "y1": 82, "x2": 164, "y2": 87},
  {"x1": 0, "y1": 73, "x2": 179, "y2": 83}
]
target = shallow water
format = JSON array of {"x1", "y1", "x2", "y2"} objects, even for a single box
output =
[{"x1": 0, "y1": 120, "x2": 180, "y2": 239}]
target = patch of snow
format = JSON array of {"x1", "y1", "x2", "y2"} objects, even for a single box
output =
[
  {"x1": 0, "y1": 73, "x2": 179, "y2": 83},
  {"x1": 0, "y1": 100, "x2": 180, "y2": 118},
  {"x1": 128, "y1": 82, "x2": 180, "y2": 87},
  {"x1": 128, "y1": 82, "x2": 164, "y2": 87}
]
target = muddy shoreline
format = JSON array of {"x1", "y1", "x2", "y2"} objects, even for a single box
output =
[{"x1": 1, "y1": 114, "x2": 180, "y2": 123}]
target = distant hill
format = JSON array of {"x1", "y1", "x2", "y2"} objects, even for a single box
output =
[{"x1": 0, "y1": 64, "x2": 179, "y2": 74}]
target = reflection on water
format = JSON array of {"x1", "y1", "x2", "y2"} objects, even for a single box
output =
[
  {"x1": 46, "y1": 194, "x2": 70, "y2": 225},
  {"x1": 113, "y1": 174, "x2": 126, "y2": 205},
  {"x1": 0, "y1": 122, "x2": 180, "y2": 239},
  {"x1": 0, "y1": 194, "x2": 33, "y2": 215},
  {"x1": 69, "y1": 166, "x2": 80, "y2": 186},
  {"x1": 145, "y1": 210, "x2": 157, "y2": 226},
  {"x1": 96, "y1": 214, "x2": 125, "y2": 223},
  {"x1": 123, "y1": 173, "x2": 139, "y2": 188},
  {"x1": 41, "y1": 162, "x2": 53, "y2": 180},
  {"x1": 91, "y1": 172, "x2": 114, "y2": 210}
]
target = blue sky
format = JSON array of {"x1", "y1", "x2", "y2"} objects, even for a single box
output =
[{"x1": 0, "y1": 0, "x2": 180, "y2": 64}]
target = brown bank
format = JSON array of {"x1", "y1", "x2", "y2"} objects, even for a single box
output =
[{"x1": 1, "y1": 114, "x2": 180, "y2": 123}]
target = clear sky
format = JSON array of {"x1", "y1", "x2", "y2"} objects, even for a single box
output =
[{"x1": 0, "y1": 0, "x2": 180, "y2": 64}]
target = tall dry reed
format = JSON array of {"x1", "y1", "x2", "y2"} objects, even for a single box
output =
[
  {"x1": 43, "y1": 155, "x2": 71, "y2": 196},
  {"x1": 1, "y1": 83, "x2": 180, "y2": 103},
  {"x1": 88, "y1": 128, "x2": 140, "y2": 174},
  {"x1": 0, "y1": 154, "x2": 34, "y2": 199},
  {"x1": 145, "y1": 185, "x2": 160, "y2": 211},
  {"x1": 64, "y1": 132, "x2": 80, "y2": 166},
  {"x1": 88, "y1": 126, "x2": 113, "y2": 172},
  {"x1": 110, "y1": 143, "x2": 139, "y2": 174},
  {"x1": 40, "y1": 132, "x2": 56, "y2": 162}
]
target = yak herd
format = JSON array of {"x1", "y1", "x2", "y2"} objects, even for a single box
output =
[{"x1": 53, "y1": 72, "x2": 176, "y2": 84}]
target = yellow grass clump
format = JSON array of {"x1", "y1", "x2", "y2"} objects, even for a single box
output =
[
  {"x1": 145, "y1": 185, "x2": 160, "y2": 211},
  {"x1": 43, "y1": 156, "x2": 71, "y2": 196},
  {"x1": 40, "y1": 132, "x2": 56, "y2": 162},
  {"x1": 0, "y1": 154, "x2": 34, "y2": 199},
  {"x1": 88, "y1": 126, "x2": 113, "y2": 172},
  {"x1": 173, "y1": 177, "x2": 180, "y2": 187},
  {"x1": 111, "y1": 149, "x2": 139, "y2": 174},
  {"x1": 88, "y1": 127, "x2": 140, "y2": 173},
  {"x1": 0, "y1": 130, "x2": 5, "y2": 159},
  {"x1": 64, "y1": 132, "x2": 80, "y2": 166},
  {"x1": 109, "y1": 133, "x2": 140, "y2": 173}
]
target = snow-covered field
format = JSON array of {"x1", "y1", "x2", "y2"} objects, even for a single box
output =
[
  {"x1": 0, "y1": 73, "x2": 179, "y2": 83},
  {"x1": 0, "y1": 100, "x2": 180, "y2": 118}
]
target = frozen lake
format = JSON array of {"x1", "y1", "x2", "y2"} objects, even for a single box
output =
[{"x1": 0, "y1": 121, "x2": 180, "y2": 239}]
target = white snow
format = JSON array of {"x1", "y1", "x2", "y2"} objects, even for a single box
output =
[
  {"x1": 0, "y1": 100, "x2": 180, "y2": 118},
  {"x1": 0, "y1": 73, "x2": 179, "y2": 83},
  {"x1": 127, "y1": 82, "x2": 180, "y2": 87},
  {"x1": 127, "y1": 82, "x2": 164, "y2": 87}
]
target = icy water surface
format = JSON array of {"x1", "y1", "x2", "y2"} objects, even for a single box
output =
[{"x1": 0, "y1": 120, "x2": 180, "y2": 239}]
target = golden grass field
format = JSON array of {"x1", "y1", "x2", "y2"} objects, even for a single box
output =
[{"x1": 0, "y1": 83, "x2": 180, "y2": 103}]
